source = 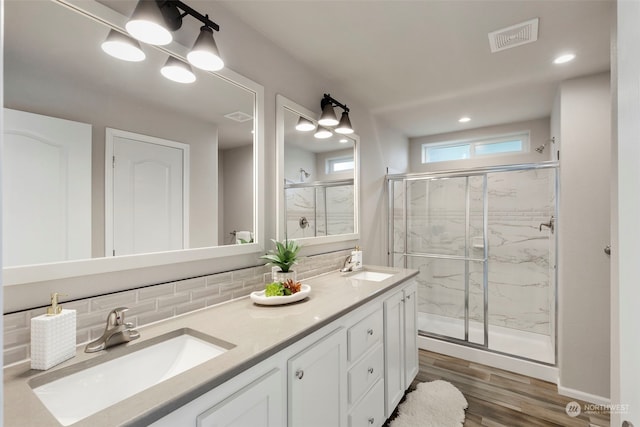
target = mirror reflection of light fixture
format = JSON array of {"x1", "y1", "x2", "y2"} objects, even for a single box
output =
[
  {"x1": 161, "y1": 56, "x2": 196, "y2": 83},
  {"x1": 187, "y1": 26, "x2": 224, "y2": 71},
  {"x1": 314, "y1": 126, "x2": 333, "y2": 139},
  {"x1": 101, "y1": 29, "x2": 146, "y2": 62},
  {"x1": 318, "y1": 93, "x2": 354, "y2": 135},
  {"x1": 295, "y1": 116, "x2": 315, "y2": 132}
]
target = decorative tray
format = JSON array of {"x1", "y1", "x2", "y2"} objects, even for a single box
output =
[{"x1": 250, "y1": 284, "x2": 311, "y2": 306}]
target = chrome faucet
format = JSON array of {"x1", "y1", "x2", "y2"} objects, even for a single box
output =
[
  {"x1": 85, "y1": 307, "x2": 140, "y2": 353},
  {"x1": 340, "y1": 255, "x2": 355, "y2": 273}
]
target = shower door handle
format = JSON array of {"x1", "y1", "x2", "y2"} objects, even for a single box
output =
[{"x1": 539, "y1": 216, "x2": 555, "y2": 234}]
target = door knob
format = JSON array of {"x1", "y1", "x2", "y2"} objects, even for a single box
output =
[{"x1": 604, "y1": 245, "x2": 611, "y2": 255}]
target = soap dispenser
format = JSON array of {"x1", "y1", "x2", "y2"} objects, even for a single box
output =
[
  {"x1": 351, "y1": 246, "x2": 363, "y2": 271},
  {"x1": 30, "y1": 293, "x2": 76, "y2": 370}
]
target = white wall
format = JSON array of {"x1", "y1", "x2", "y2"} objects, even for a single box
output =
[
  {"x1": 556, "y1": 72, "x2": 611, "y2": 401},
  {"x1": 612, "y1": 1, "x2": 640, "y2": 425},
  {"x1": 409, "y1": 117, "x2": 551, "y2": 172}
]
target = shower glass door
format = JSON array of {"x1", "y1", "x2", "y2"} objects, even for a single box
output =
[{"x1": 387, "y1": 164, "x2": 557, "y2": 364}]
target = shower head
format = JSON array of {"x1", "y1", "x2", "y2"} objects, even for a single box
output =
[
  {"x1": 535, "y1": 137, "x2": 555, "y2": 154},
  {"x1": 535, "y1": 145, "x2": 545, "y2": 153},
  {"x1": 300, "y1": 168, "x2": 310, "y2": 178}
]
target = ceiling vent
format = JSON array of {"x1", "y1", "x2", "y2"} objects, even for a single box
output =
[
  {"x1": 224, "y1": 111, "x2": 253, "y2": 122},
  {"x1": 488, "y1": 18, "x2": 539, "y2": 53}
]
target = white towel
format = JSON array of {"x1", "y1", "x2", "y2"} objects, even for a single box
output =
[{"x1": 236, "y1": 231, "x2": 252, "y2": 244}]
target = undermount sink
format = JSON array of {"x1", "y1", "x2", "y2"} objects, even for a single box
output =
[
  {"x1": 30, "y1": 328, "x2": 234, "y2": 426},
  {"x1": 347, "y1": 270, "x2": 394, "y2": 282}
]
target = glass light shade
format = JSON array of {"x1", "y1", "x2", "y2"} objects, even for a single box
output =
[
  {"x1": 295, "y1": 116, "x2": 315, "y2": 132},
  {"x1": 314, "y1": 126, "x2": 332, "y2": 139},
  {"x1": 101, "y1": 30, "x2": 146, "y2": 62},
  {"x1": 126, "y1": 0, "x2": 173, "y2": 46},
  {"x1": 187, "y1": 26, "x2": 224, "y2": 71},
  {"x1": 335, "y1": 111, "x2": 354, "y2": 134},
  {"x1": 161, "y1": 57, "x2": 196, "y2": 84},
  {"x1": 318, "y1": 102, "x2": 339, "y2": 126}
]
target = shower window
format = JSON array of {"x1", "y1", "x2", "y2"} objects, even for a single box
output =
[{"x1": 421, "y1": 131, "x2": 530, "y2": 163}]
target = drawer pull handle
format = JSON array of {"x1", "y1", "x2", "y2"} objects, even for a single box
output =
[
  {"x1": 367, "y1": 328, "x2": 374, "y2": 336},
  {"x1": 295, "y1": 369, "x2": 304, "y2": 380},
  {"x1": 368, "y1": 367, "x2": 374, "y2": 374},
  {"x1": 368, "y1": 417, "x2": 375, "y2": 424}
]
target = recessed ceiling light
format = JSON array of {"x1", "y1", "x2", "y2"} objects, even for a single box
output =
[
  {"x1": 553, "y1": 53, "x2": 576, "y2": 64},
  {"x1": 458, "y1": 117, "x2": 471, "y2": 123},
  {"x1": 339, "y1": 138, "x2": 349, "y2": 143}
]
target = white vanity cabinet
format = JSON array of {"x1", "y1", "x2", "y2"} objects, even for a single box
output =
[
  {"x1": 384, "y1": 280, "x2": 418, "y2": 418},
  {"x1": 150, "y1": 276, "x2": 418, "y2": 427},
  {"x1": 197, "y1": 369, "x2": 283, "y2": 427},
  {"x1": 150, "y1": 362, "x2": 285, "y2": 427},
  {"x1": 288, "y1": 328, "x2": 348, "y2": 427}
]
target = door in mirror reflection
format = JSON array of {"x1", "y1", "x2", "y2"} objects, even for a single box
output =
[
  {"x1": 108, "y1": 129, "x2": 188, "y2": 256},
  {"x1": 2, "y1": 109, "x2": 92, "y2": 267}
]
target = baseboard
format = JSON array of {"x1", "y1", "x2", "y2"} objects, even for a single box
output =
[
  {"x1": 419, "y1": 335, "x2": 559, "y2": 383},
  {"x1": 557, "y1": 384, "x2": 610, "y2": 405}
]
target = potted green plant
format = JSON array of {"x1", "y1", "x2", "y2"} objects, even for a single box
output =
[{"x1": 261, "y1": 239, "x2": 301, "y2": 282}]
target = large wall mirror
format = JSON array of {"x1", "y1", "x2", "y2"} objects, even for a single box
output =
[
  {"x1": 2, "y1": 0, "x2": 265, "y2": 286},
  {"x1": 276, "y1": 95, "x2": 359, "y2": 246}
]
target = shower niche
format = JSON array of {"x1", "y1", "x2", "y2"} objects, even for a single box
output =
[{"x1": 387, "y1": 164, "x2": 557, "y2": 365}]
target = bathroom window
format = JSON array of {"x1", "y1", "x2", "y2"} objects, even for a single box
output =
[
  {"x1": 422, "y1": 132, "x2": 529, "y2": 163},
  {"x1": 326, "y1": 156, "x2": 354, "y2": 174}
]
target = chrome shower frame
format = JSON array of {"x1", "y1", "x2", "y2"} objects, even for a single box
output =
[{"x1": 385, "y1": 161, "x2": 559, "y2": 366}]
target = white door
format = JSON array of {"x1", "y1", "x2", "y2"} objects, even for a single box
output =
[
  {"x1": 2, "y1": 108, "x2": 91, "y2": 266},
  {"x1": 106, "y1": 128, "x2": 189, "y2": 257}
]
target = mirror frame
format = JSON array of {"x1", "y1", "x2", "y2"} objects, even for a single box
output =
[
  {"x1": 3, "y1": 0, "x2": 266, "y2": 287},
  {"x1": 276, "y1": 94, "x2": 360, "y2": 246}
]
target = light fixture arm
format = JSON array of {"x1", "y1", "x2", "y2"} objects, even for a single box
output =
[
  {"x1": 161, "y1": 0, "x2": 220, "y2": 32},
  {"x1": 321, "y1": 93, "x2": 349, "y2": 113}
]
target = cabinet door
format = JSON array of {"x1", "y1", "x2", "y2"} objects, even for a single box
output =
[
  {"x1": 197, "y1": 369, "x2": 283, "y2": 427},
  {"x1": 403, "y1": 282, "x2": 419, "y2": 387},
  {"x1": 289, "y1": 328, "x2": 347, "y2": 427},
  {"x1": 384, "y1": 291, "x2": 405, "y2": 417}
]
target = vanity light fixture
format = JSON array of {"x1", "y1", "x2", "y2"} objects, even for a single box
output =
[
  {"x1": 314, "y1": 126, "x2": 333, "y2": 139},
  {"x1": 161, "y1": 56, "x2": 196, "y2": 83},
  {"x1": 295, "y1": 116, "x2": 315, "y2": 132},
  {"x1": 317, "y1": 93, "x2": 354, "y2": 135},
  {"x1": 101, "y1": 30, "x2": 146, "y2": 62},
  {"x1": 126, "y1": 0, "x2": 224, "y2": 71}
]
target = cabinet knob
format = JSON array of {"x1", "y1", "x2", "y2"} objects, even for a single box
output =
[
  {"x1": 295, "y1": 369, "x2": 304, "y2": 380},
  {"x1": 367, "y1": 328, "x2": 374, "y2": 336},
  {"x1": 406, "y1": 294, "x2": 411, "y2": 300},
  {"x1": 368, "y1": 417, "x2": 375, "y2": 424},
  {"x1": 367, "y1": 367, "x2": 374, "y2": 374}
]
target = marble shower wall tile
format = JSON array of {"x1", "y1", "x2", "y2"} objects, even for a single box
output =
[
  {"x1": 285, "y1": 184, "x2": 354, "y2": 238},
  {"x1": 401, "y1": 168, "x2": 555, "y2": 336}
]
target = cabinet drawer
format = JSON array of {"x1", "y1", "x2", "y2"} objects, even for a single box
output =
[
  {"x1": 348, "y1": 343, "x2": 383, "y2": 405},
  {"x1": 348, "y1": 379, "x2": 385, "y2": 427},
  {"x1": 348, "y1": 309, "x2": 383, "y2": 362}
]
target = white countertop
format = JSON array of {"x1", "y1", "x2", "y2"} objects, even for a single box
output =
[{"x1": 4, "y1": 266, "x2": 418, "y2": 426}]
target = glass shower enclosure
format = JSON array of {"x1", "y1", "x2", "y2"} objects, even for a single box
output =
[{"x1": 387, "y1": 163, "x2": 557, "y2": 364}]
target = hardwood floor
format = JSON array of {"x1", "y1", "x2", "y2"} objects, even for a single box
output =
[{"x1": 387, "y1": 349, "x2": 610, "y2": 427}]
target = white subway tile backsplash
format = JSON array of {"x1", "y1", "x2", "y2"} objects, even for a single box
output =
[{"x1": 3, "y1": 250, "x2": 351, "y2": 367}]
